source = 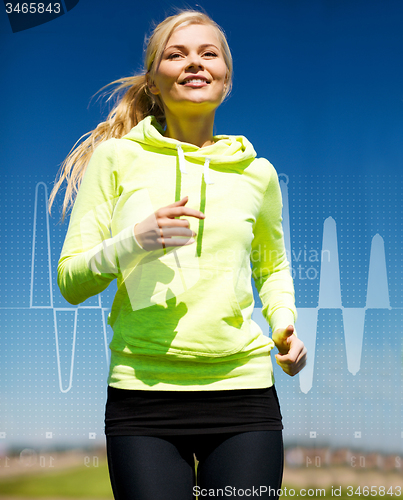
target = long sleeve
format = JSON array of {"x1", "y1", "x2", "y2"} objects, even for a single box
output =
[
  {"x1": 250, "y1": 162, "x2": 297, "y2": 333},
  {"x1": 57, "y1": 139, "x2": 148, "y2": 305}
]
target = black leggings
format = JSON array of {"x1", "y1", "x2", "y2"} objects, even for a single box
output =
[{"x1": 106, "y1": 430, "x2": 283, "y2": 499}]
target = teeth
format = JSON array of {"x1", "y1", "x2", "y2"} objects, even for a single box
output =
[{"x1": 184, "y1": 79, "x2": 207, "y2": 84}]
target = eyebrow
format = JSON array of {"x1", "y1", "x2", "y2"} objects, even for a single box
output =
[{"x1": 164, "y1": 43, "x2": 219, "y2": 52}]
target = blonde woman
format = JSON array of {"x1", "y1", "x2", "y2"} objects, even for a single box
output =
[{"x1": 50, "y1": 9, "x2": 307, "y2": 500}]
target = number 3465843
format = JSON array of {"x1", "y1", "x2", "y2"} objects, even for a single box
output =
[{"x1": 5, "y1": 3, "x2": 61, "y2": 14}]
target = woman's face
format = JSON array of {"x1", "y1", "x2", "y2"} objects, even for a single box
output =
[{"x1": 148, "y1": 23, "x2": 228, "y2": 117}]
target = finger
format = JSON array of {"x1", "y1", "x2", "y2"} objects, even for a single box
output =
[
  {"x1": 161, "y1": 237, "x2": 195, "y2": 247},
  {"x1": 276, "y1": 350, "x2": 307, "y2": 376},
  {"x1": 275, "y1": 353, "x2": 294, "y2": 365},
  {"x1": 281, "y1": 350, "x2": 307, "y2": 369},
  {"x1": 284, "y1": 340, "x2": 303, "y2": 362},
  {"x1": 285, "y1": 325, "x2": 294, "y2": 335},
  {"x1": 282, "y1": 363, "x2": 303, "y2": 376},
  {"x1": 275, "y1": 357, "x2": 301, "y2": 376},
  {"x1": 284, "y1": 325, "x2": 295, "y2": 344},
  {"x1": 274, "y1": 325, "x2": 294, "y2": 336},
  {"x1": 142, "y1": 234, "x2": 196, "y2": 250},
  {"x1": 282, "y1": 334, "x2": 304, "y2": 358},
  {"x1": 158, "y1": 217, "x2": 198, "y2": 230},
  {"x1": 159, "y1": 206, "x2": 206, "y2": 220},
  {"x1": 287, "y1": 355, "x2": 307, "y2": 376},
  {"x1": 157, "y1": 226, "x2": 197, "y2": 239},
  {"x1": 156, "y1": 222, "x2": 195, "y2": 248},
  {"x1": 272, "y1": 325, "x2": 296, "y2": 353},
  {"x1": 276, "y1": 344, "x2": 306, "y2": 365}
]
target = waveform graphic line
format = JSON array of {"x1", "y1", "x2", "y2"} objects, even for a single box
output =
[
  {"x1": 53, "y1": 308, "x2": 77, "y2": 393},
  {"x1": 279, "y1": 177, "x2": 393, "y2": 393},
  {"x1": 29, "y1": 182, "x2": 110, "y2": 393},
  {"x1": 10, "y1": 180, "x2": 397, "y2": 395},
  {"x1": 30, "y1": 182, "x2": 53, "y2": 308},
  {"x1": 318, "y1": 217, "x2": 342, "y2": 309},
  {"x1": 366, "y1": 234, "x2": 390, "y2": 309}
]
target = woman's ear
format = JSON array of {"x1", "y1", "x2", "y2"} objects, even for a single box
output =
[{"x1": 146, "y1": 73, "x2": 159, "y2": 95}]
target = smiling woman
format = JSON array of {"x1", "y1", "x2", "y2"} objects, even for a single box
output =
[{"x1": 49, "y1": 8, "x2": 306, "y2": 500}]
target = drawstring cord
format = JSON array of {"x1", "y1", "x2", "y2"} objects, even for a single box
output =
[
  {"x1": 203, "y1": 157, "x2": 213, "y2": 185},
  {"x1": 176, "y1": 144, "x2": 214, "y2": 184},
  {"x1": 176, "y1": 143, "x2": 211, "y2": 259},
  {"x1": 177, "y1": 144, "x2": 188, "y2": 175}
]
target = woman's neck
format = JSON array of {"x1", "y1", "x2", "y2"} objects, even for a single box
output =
[{"x1": 163, "y1": 110, "x2": 216, "y2": 148}]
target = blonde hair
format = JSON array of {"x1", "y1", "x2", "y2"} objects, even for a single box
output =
[{"x1": 48, "y1": 9, "x2": 233, "y2": 222}]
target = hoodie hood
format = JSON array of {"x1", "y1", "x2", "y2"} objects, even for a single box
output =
[
  {"x1": 123, "y1": 115, "x2": 257, "y2": 166},
  {"x1": 122, "y1": 115, "x2": 258, "y2": 256}
]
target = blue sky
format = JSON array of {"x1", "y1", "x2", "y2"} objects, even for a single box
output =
[
  {"x1": 1, "y1": 0, "x2": 402, "y2": 180},
  {"x1": 1, "y1": 0, "x2": 402, "y2": 457}
]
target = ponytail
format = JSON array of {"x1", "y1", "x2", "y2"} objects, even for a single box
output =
[{"x1": 48, "y1": 73, "x2": 164, "y2": 222}]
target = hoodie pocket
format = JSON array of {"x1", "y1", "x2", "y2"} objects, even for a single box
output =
[{"x1": 118, "y1": 262, "x2": 248, "y2": 357}]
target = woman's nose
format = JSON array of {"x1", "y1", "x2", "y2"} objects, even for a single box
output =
[{"x1": 186, "y1": 53, "x2": 203, "y2": 70}]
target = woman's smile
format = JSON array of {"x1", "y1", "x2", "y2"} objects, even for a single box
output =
[{"x1": 180, "y1": 77, "x2": 210, "y2": 87}]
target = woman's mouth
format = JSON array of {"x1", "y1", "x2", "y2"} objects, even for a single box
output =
[{"x1": 180, "y1": 78, "x2": 210, "y2": 86}]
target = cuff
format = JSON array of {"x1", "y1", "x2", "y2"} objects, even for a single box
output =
[
  {"x1": 270, "y1": 308, "x2": 297, "y2": 337},
  {"x1": 133, "y1": 223, "x2": 145, "y2": 250}
]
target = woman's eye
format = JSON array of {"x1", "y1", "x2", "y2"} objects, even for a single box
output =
[{"x1": 166, "y1": 51, "x2": 217, "y2": 60}]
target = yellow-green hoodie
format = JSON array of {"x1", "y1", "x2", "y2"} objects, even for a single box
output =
[{"x1": 58, "y1": 116, "x2": 296, "y2": 391}]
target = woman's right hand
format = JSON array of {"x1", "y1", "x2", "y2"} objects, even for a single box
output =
[{"x1": 133, "y1": 196, "x2": 205, "y2": 251}]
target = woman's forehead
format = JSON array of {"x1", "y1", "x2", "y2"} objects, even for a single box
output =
[{"x1": 165, "y1": 23, "x2": 221, "y2": 48}]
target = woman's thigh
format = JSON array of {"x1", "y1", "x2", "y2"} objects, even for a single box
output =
[
  {"x1": 196, "y1": 431, "x2": 284, "y2": 499},
  {"x1": 106, "y1": 435, "x2": 195, "y2": 500}
]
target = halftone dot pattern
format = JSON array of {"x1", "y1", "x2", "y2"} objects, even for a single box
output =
[
  {"x1": 288, "y1": 174, "x2": 403, "y2": 309},
  {"x1": 271, "y1": 174, "x2": 402, "y2": 454},
  {"x1": 0, "y1": 174, "x2": 402, "y2": 456},
  {"x1": 1, "y1": 176, "x2": 112, "y2": 448},
  {"x1": 0, "y1": 178, "x2": 34, "y2": 308}
]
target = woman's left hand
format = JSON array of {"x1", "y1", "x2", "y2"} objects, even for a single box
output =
[{"x1": 271, "y1": 325, "x2": 307, "y2": 376}]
